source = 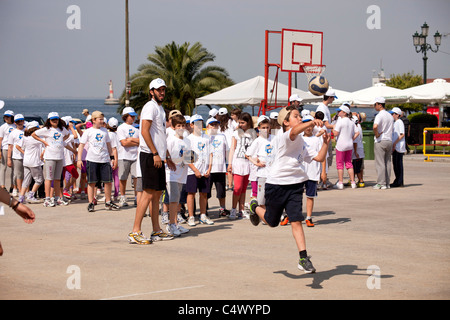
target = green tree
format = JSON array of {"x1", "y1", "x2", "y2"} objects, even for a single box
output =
[
  {"x1": 118, "y1": 41, "x2": 234, "y2": 115},
  {"x1": 385, "y1": 71, "x2": 424, "y2": 114}
]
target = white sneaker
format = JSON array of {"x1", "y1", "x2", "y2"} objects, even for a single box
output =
[
  {"x1": 333, "y1": 182, "x2": 344, "y2": 190},
  {"x1": 161, "y1": 211, "x2": 169, "y2": 224},
  {"x1": 166, "y1": 223, "x2": 181, "y2": 237},
  {"x1": 177, "y1": 212, "x2": 186, "y2": 224},
  {"x1": 12, "y1": 188, "x2": 18, "y2": 197},
  {"x1": 199, "y1": 214, "x2": 214, "y2": 225},
  {"x1": 187, "y1": 216, "x2": 196, "y2": 226},
  {"x1": 119, "y1": 195, "x2": 128, "y2": 207},
  {"x1": 351, "y1": 182, "x2": 357, "y2": 189},
  {"x1": 177, "y1": 224, "x2": 189, "y2": 234},
  {"x1": 229, "y1": 208, "x2": 237, "y2": 220}
]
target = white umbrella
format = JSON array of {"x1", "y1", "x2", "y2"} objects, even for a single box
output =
[
  {"x1": 195, "y1": 75, "x2": 321, "y2": 106},
  {"x1": 349, "y1": 83, "x2": 409, "y2": 106},
  {"x1": 403, "y1": 78, "x2": 450, "y2": 103}
]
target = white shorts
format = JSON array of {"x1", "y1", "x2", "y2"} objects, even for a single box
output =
[{"x1": 257, "y1": 177, "x2": 266, "y2": 205}]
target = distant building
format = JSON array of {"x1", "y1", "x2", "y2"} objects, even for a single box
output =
[{"x1": 372, "y1": 68, "x2": 390, "y2": 86}]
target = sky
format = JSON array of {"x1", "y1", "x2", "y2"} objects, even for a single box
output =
[{"x1": 0, "y1": 0, "x2": 449, "y2": 99}]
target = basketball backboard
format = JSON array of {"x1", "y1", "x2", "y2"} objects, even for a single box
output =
[{"x1": 281, "y1": 29, "x2": 323, "y2": 73}]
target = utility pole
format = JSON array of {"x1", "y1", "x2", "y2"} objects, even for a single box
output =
[{"x1": 125, "y1": 0, "x2": 130, "y2": 106}]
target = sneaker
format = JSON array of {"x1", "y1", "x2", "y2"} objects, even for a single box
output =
[
  {"x1": 80, "y1": 191, "x2": 87, "y2": 200},
  {"x1": 351, "y1": 182, "x2": 357, "y2": 189},
  {"x1": 119, "y1": 195, "x2": 128, "y2": 207},
  {"x1": 18, "y1": 195, "x2": 25, "y2": 203},
  {"x1": 218, "y1": 208, "x2": 229, "y2": 217},
  {"x1": 333, "y1": 182, "x2": 344, "y2": 190},
  {"x1": 280, "y1": 215, "x2": 289, "y2": 226},
  {"x1": 166, "y1": 223, "x2": 181, "y2": 237},
  {"x1": 26, "y1": 192, "x2": 39, "y2": 203},
  {"x1": 151, "y1": 230, "x2": 174, "y2": 241},
  {"x1": 161, "y1": 211, "x2": 169, "y2": 224},
  {"x1": 248, "y1": 199, "x2": 260, "y2": 226},
  {"x1": 43, "y1": 198, "x2": 55, "y2": 207},
  {"x1": 373, "y1": 184, "x2": 387, "y2": 190},
  {"x1": 358, "y1": 182, "x2": 365, "y2": 188},
  {"x1": 127, "y1": 232, "x2": 152, "y2": 245},
  {"x1": 87, "y1": 202, "x2": 95, "y2": 212},
  {"x1": 63, "y1": 191, "x2": 71, "y2": 198},
  {"x1": 177, "y1": 212, "x2": 186, "y2": 224},
  {"x1": 229, "y1": 208, "x2": 237, "y2": 220},
  {"x1": 298, "y1": 256, "x2": 316, "y2": 274},
  {"x1": 56, "y1": 197, "x2": 69, "y2": 206},
  {"x1": 305, "y1": 217, "x2": 315, "y2": 227},
  {"x1": 187, "y1": 216, "x2": 196, "y2": 226},
  {"x1": 177, "y1": 224, "x2": 190, "y2": 234},
  {"x1": 199, "y1": 213, "x2": 214, "y2": 225},
  {"x1": 105, "y1": 201, "x2": 120, "y2": 210},
  {"x1": 12, "y1": 188, "x2": 18, "y2": 197}
]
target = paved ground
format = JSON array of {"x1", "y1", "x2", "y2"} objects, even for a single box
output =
[{"x1": 1, "y1": 153, "x2": 449, "y2": 300}]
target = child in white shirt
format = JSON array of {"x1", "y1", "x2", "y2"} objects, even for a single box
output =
[
  {"x1": 248, "y1": 106, "x2": 330, "y2": 274},
  {"x1": 77, "y1": 111, "x2": 118, "y2": 212}
]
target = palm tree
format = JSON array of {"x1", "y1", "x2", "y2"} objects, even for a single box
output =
[{"x1": 119, "y1": 41, "x2": 234, "y2": 115}]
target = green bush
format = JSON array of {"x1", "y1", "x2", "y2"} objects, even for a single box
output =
[{"x1": 408, "y1": 113, "x2": 438, "y2": 127}]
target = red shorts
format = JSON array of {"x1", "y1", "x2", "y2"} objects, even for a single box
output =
[{"x1": 63, "y1": 164, "x2": 79, "y2": 180}]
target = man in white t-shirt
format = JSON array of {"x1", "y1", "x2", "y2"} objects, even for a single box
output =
[
  {"x1": 372, "y1": 97, "x2": 394, "y2": 189},
  {"x1": 128, "y1": 78, "x2": 175, "y2": 245},
  {"x1": 315, "y1": 89, "x2": 337, "y2": 186},
  {"x1": 390, "y1": 107, "x2": 406, "y2": 188}
]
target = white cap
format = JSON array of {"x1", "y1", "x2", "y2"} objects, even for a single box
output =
[
  {"x1": 26, "y1": 121, "x2": 40, "y2": 129},
  {"x1": 269, "y1": 112, "x2": 278, "y2": 120},
  {"x1": 14, "y1": 114, "x2": 24, "y2": 121},
  {"x1": 108, "y1": 117, "x2": 119, "y2": 128},
  {"x1": 184, "y1": 115, "x2": 191, "y2": 123},
  {"x1": 257, "y1": 115, "x2": 270, "y2": 126},
  {"x1": 373, "y1": 96, "x2": 386, "y2": 104},
  {"x1": 325, "y1": 89, "x2": 337, "y2": 98},
  {"x1": 190, "y1": 114, "x2": 203, "y2": 123},
  {"x1": 302, "y1": 115, "x2": 314, "y2": 122},
  {"x1": 301, "y1": 109, "x2": 310, "y2": 118},
  {"x1": 209, "y1": 108, "x2": 219, "y2": 117},
  {"x1": 289, "y1": 94, "x2": 303, "y2": 102},
  {"x1": 48, "y1": 112, "x2": 59, "y2": 120},
  {"x1": 337, "y1": 104, "x2": 350, "y2": 114},
  {"x1": 61, "y1": 116, "x2": 72, "y2": 125},
  {"x1": 3, "y1": 110, "x2": 14, "y2": 117},
  {"x1": 218, "y1": 107, "x2": 228, "y2": 115},
  {"x1": 149, "y1": 78, "x2": 166, "y2": 90},
  {"x1": 206, "y1": 117, "x2": 219, "y2": 126},
  {"x1": 0, "y1": 100, "x2": 5, "y2": 110},
  {"x1": 122, "y1": 106, "x2": 138, "y2": 116},
  {"x1": 390, "y1": 107, "x2": 402, "y2": 115}
]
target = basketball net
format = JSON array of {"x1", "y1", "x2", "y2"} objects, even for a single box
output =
[{"x1": 301, "y1": 64, "x2": 326, "y2": 82}]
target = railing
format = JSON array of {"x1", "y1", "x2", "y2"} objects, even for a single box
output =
[{"x1": 423, "y1": 128, "x2": 450, "y2": 162}]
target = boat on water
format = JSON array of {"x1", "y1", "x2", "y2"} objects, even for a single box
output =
[{"x1": 104, "y1": 80, "x2": 120, "y2": 105}]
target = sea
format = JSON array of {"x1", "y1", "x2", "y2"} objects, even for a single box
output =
[{"x1": 1, "y1": 98, "x2": 377, "y2": 124}]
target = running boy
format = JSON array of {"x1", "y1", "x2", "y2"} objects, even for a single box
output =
[
  {"x1": 248, "y1": 105, "x2": 330, "y2": 273},
  {"x1": 77, "y1": 111, "x2": 119, "y2": 212}
]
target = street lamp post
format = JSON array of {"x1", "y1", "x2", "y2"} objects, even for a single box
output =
[
  {"x1": 412, "y1": 22, "x2": 442, "y2": 84},
  {"x1": 125, "y1": 0, "x2": 130, "y2": 107}
]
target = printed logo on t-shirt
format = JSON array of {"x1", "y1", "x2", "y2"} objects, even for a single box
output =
[
  {"x1": 128, "y1": 128, "x2": 136, "y2": 137},
  {"x1": 8, "y1": 127, "x2": 14, "y2": 133},
  {"x1": 95, "y1": 133, "x2": 104, "y2": 141},
  {"x1": 212, "y1": 139, "x2": 221, "y2": 149},
  {"x1": 19, "y1": 133, "x2": 23, "y2": 140},
  {"x1": 197, "y1": 141, "x2": 205, "y2": 151},
  {"x1": 53, "y1": 132, "x2": 61, "y2": 140}
]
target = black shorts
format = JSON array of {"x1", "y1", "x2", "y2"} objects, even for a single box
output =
[
  {"x1": 140, "y1": 152, "x2": 166, "y2": 191},
  {"x1": 208, "y1": 172, "x2": 226, "y2": 199},
  {"x1": 264, "y1": 182, "x2": 305, "y2": 227},
  {"x1": 352, "y1": 158, "x2": 363, "y2": 174},
  {"x1": 186, "y1": 174, "x2": 210, "y2": 194},
  {"x1": 86, "y1": 161, "x2": 112, "y2": 184}
]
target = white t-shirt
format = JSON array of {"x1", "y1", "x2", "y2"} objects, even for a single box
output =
[
  {"x1": 352, "y1": 124, "x2": 365, "y2": 160},
  {"x1": 316, "y1": 103, "x2": 332, "y2": 133},
  {"x1": 209, "y1": 133, "x2": 228, "y2": 173},
  {"x1": 8, "y1": 128, "x2": 25, "y2": 160},
  {"x1": 117, "y1": 123, "x2": 139, "y2": 161},
  {"x1": 266, "y1": 129, "x2": 318, "y2": 185},
  {"x1": 187, "y1": 133, "x2": 211, "y2": 176},
  {"x1": 63, "y1": 135, "x2": 75, "y2": 166},
  {"x1": 35, "y1": 126, "x2": 69, "y2": 160},
  {"x1": 373, "y1": 109, "x2": 394, "y2": 143},
  {"x1": 165, "y1": 134, "x2": 191, "y2": 183},
  {"x1": 245, "y1": 134, "x2": 275, "y2": 179},
  {"x1": 302, "y1": 135, "x2": 323, "y2": 181},
  {"x1": 219, "y1": 119, "x2": 236, "y2": 150},
  {"x1": 334, "y1": 117, "x2": 356, "y2": 152},
  {"x1": 0, "y1": 123, "x2": 16, "y2": 150},
  {"x1": 393, "y1": 119, "x2": 406, "y2": 153},
  {"x1": 139, "y1": 99, "x2": 167, "y2": 160},
  {"x1": 18, "y1": 136, "x2": 44, "y2": 168},
  {"x1": 231, "y1": 129, "x2": 254, "y2": 176},
  {"x1": 79, "y1": 127, "x2": 111, "y2": 163}
]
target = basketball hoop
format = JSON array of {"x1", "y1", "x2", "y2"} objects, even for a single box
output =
[{"x1": 301, "y1": 64, "x2": 326, "y2": 82}]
